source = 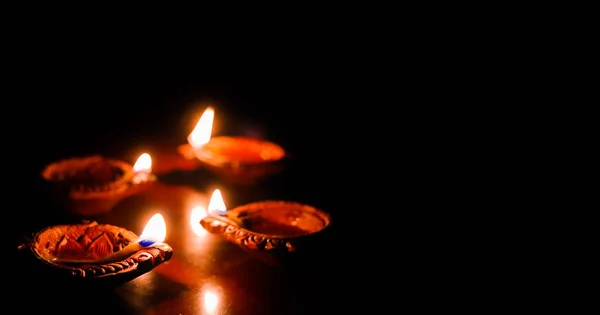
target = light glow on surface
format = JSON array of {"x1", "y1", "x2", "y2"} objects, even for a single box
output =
[
  {"x1": 190, "y1": 205, "x2": 208, "y2": 236},
  {"x1": 203, "y1": 290, "x2": 219, "y2": 313}
]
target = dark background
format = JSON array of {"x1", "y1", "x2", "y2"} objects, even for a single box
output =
[
  {"x1": 0, "y1": 20, "x2": 513, "y2": 311},
  {"x1": 7, "y1": 62, "x2": 371, "y2": 249},
  {"x1": 4, "y1": 52, "x2": 472, "y2": 312},
  {"x1": 16, "y1": 64, "x2": 352, "y2": 168}
]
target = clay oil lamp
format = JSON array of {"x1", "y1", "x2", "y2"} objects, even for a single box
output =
[
  {"x1": 178, "y1": 107, "x2": 287, "y2": 183},
  {"x1": 200, "y1": 189, "x2": 331, "y2": 253},
  {"x1": 18, "y1": 213, "x2": 172, "y2": 286},
  {"x1": 41, "y1": 153, "x2": 156, "y2": 215}
]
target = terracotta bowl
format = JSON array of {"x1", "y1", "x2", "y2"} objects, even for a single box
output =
[
  {"x1": 200, "y1": 201, "x2": 330, "y2": 253},
  {"x1": 41, "y1": 156, "x2": 155, "y2": 215},
  {"x1": 180, "y1": 137, "x2": 287, "y2": 184},
  {"x1": 18, "y1": 221, "x2": 172, "y2": 286}
]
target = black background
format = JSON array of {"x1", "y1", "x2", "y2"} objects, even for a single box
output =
[
  {"x1": 0, "y1": 17, "x2": 514, "y2": 312},
  {"x1": 2, "y1": 47, "x2": 482, "y2": 313},
  {"x1": 13, "y1": 63, "x2": 353, "y2": 169},
  {"x1": 6, "y1": 59, "x2": 377, "y2": 253}
]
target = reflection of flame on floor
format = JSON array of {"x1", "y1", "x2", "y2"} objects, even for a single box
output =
[
  {"x1": 153, "y1": 248, "x2": 252, "y2": 287},
  {"x1": 203, "y1": 289, "x2": 219, "y2": 313},
  {"x1": 125, "y1": 273, "x2": 248, "y2": 315},
  {"x1": 153, "y1": 256, "x2": 211, "y2": 286},
  {"x1": 190, "y1": 205, "x2": 208, "y2": 236}
]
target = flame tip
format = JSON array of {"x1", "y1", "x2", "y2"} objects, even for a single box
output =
[
  {"x1": 139, "y1": 213, "x2": 167, "y2": 243},
  {"x1": 208, "y1": 189, "x2": 227, "y2": 214},
  {"x1": 189, "y1": 107, "x2": 215, "y2": 148},
  {"x1": 133, "y1": 153, "x2": 152, "y2": 173}
]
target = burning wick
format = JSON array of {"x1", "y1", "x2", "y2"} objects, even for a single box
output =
[
  {"x1": 188, "y1": 107, "x2": 214, "y2": 149},
  {"x1": 54, "y1": 213, "x2": 167, "y2": 264},
  {"x1": 208, "y1": 189, "x2": 227, "y2": 216},
  {"x1": 184, "y1": 106, "x2": 286, "y2": 167},
  {"x1": 205, "y1": 189, "x2": 244, "y2": 225},
  {"x1": 132, "y1": 153, "x2": 152, "y2": 184}
]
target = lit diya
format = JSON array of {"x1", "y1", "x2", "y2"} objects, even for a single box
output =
[
  {"x1": 41, "y1": 153, "x2": 156, "y2": 215},
  {"x1": 200, "y1": 189, "x2": 331, "y2": 253},
  {"x1": 18, "y1": 214, "x2": 172, "y2": 285},
  {"x1": 178, "y1": 107, "x2": 287, "y2": 182}
]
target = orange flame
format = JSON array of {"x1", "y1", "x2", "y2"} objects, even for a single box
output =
[
  {"x1": 133, "y1": 153, "x2": 152, "y2": 173},
  {"x1": 208, "y1": 189, "x2": 227, "y2": 215},
  {"x1": 139, "y1": 213, "x2": 167, "y2": 243},
  {"x1": 188, "y1": 107, "x2": 214, "y2": 149}
]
